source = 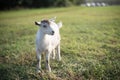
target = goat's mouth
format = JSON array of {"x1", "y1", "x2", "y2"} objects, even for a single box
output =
[
  {"x1": 51, "y1": 33, "x2": 54, "y2": 35},
  {"x1": 47, "y1": 33, "x2": 54, "y2": 35},
  {"x1": 51, "y1": 31, "x2": 54, "y2": 35}
]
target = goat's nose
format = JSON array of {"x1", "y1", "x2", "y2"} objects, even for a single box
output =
[{"x1": 52, "y1": 31, "x2": 54, "y2": 35}]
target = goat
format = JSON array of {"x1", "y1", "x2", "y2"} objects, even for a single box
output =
[{"x1": 35, "y1": 17, "x2": 62, "y2": 73}]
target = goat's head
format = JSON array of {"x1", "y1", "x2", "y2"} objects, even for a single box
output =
[{"x1": 35, "y1": 17, "x2": 62, "y2": 35}]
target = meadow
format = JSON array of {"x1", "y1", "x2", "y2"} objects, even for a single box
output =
[{"x1": 0, "y1": 6, "x2": 120, "y2": 80}]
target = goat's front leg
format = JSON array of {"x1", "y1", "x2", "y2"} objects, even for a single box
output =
[
  {"x1": 56, "y1": 44, "x2": 61, "y2": 61},
  {"x1": 36, "y1": 49, "x2": 42, "y2": 73},
  {"x1": 46, "y1": 51, "x2": 51, "y2": 72}
]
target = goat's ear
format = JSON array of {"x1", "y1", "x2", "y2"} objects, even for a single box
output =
[
  {"x1": 57, "y1": 21, "x2": 62, "y2": 29},
  {"x1": 35, "y1": 21, "x2": 41, "y2": 26},
  {"x1": 49, "y1": 17, "x2": 56, "y2": 22}
]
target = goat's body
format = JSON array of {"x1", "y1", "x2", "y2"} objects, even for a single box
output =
[{"x1": 36, "y1": 29, "x2": 60, "y2": 53}]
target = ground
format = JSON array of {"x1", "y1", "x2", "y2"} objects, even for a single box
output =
[{"x1": 0, "y1": 6, "x2": 120, "y2": 80}]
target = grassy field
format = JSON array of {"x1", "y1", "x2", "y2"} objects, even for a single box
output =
[{"x1": 0, "y1": 6, "x2": 120, "y2": 80}]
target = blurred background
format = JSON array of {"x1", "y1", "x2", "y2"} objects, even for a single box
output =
[
  {"x1": 0, "y1": 0, "x2": 120, "y2": 80},
  {"x1": 0, "y1": 0, "x2": 120, "y2": 10}
]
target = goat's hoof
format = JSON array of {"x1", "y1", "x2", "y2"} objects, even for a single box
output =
[
  {"x1": 46, "y1": 70, "x2": 51, "y2": 73},
  {"x1": 46, "y1": 68, "x2": 51, "y2": 73},
  {"x1": 57, "y1": 58, "x2": 61, "y2": 61},
  {"x1": 37, "y1": 70, "x2": 42, "y2": 74}
]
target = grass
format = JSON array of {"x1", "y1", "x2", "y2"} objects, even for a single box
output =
[{"x1": 0, "y1": 6, "x2": 120, "y2": 80}]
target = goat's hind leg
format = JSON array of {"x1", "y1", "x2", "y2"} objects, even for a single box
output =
[
  {"x1": 51, "y1": 49, "x2": 55, "y2": 59},
  {"x1": 36, "y1": 49, "x2": 42, "y2": 73},
  {"x1": 56, "y1": 44, "x2": 61, "y2": 61}
]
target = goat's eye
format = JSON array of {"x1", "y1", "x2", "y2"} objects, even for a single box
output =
[{"x1": 43, "y1": 25, "x2": 47, "y2": 28}]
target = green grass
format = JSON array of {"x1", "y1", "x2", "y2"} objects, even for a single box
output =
[{"x1": 0, "y1": 6, "x2": 120, "y2": 80}]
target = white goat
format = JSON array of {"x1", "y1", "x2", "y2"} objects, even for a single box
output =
[{"x1": 35, "y1": 17, "x2": 62, "y2": 73}]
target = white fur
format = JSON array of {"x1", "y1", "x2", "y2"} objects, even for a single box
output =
[{"x1": 35, "y1": 17, "x2": 62, "y2": 73}]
